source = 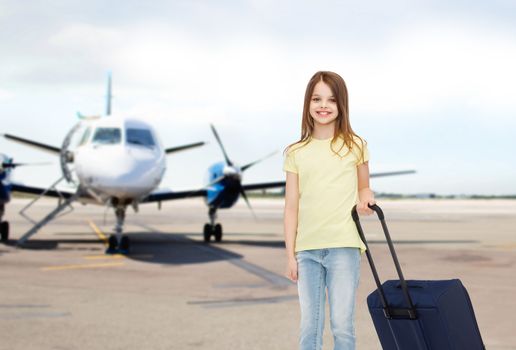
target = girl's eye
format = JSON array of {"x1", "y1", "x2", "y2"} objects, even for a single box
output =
[
  {"x1": 329, "y1": 98, "x2": 336, "y2": 102},
  {"x1": 312, "y1": 98, "x2": 320, "y2": 102}
]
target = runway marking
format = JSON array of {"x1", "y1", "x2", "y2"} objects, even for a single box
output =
[
  {"x1": 83, "y1": 254, "x2": 154, "y2": 260},
  {"x1": 187, "y1": 295, "x2": 299, "y2": 308},
  {"x1": 0, "y1": 311, "x2": 71, "y2": 320},
  {"x1": 84, "y1": 254, "x2": 126, "y2": 260},
  {"x1": 0, "y1": 304, "x2": 51, "y2": 309},
  {"x1": 88, "y1": 220, "x2": 108, "y2": 247},
  {"x1": 135, "y1": 222, "x2": 293, "y2": 287},
  {"x1": 492, "y1": 243, "x2": 516, "y2": 250},
  {"x1": 193, "y1": 243, "x2": 293, "y2": 287},
  {"x1": 41, "y1": 262, "x2": 124, "y2": 271}
]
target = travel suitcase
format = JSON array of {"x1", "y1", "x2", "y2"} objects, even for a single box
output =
[{"x1": 351, "y1": 204, "x2": 485, "y2": 350}]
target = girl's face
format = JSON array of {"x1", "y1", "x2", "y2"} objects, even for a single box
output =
[{"x1": 309, "y1": 80, "x2": 339, "y2": 127}]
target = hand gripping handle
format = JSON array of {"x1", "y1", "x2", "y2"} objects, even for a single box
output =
[{"x1": 352, "y1": 203, "x2": 417, "y2": 320}]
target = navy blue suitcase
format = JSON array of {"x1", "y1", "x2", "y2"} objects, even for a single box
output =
[{"x1": 351, "y1": 204, "x2": 485, "y2": 350}]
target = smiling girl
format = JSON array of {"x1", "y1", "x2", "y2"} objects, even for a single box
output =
[{"x1": 283, "y1": 71, "x2": 375, "y2": 350}]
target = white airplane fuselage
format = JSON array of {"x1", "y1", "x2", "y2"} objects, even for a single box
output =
[{"x1": 73, "y1": 116, "x2": 166, "y2": 202}]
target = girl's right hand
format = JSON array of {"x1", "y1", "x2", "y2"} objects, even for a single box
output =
[{"x1": 286, "y1": 257, "x2": 298, "y2": 282}]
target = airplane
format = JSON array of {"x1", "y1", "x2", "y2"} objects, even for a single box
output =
[
  {"x1": 2, "y1": 74, "x2": 207, "y2": 253},
  {"x1": 0, "y1": 75, "x2": 285, "y2": 252},
  {"x1": 2, "y1": 75, "x2": 416, "y2": 254}
]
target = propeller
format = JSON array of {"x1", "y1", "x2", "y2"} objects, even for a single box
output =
[
  {"x1": 210, "y1": 124, "x2": 233, "y2": 166},
  {"x1": 238, "y1": 186, "x2": 258, "y2": 220},
  {"x1": 1, "y1": 160, "x2": 51, "y2": 171},
  {"x1": 204, "y1": 174, "x2": 227, "y2": 189},
  {"x1": 241, "y1": 150, "x2": 278, "y2": 171},
  {"x1": 208, "y1": 124, "x2": 279, "y2": 220},
  {"x1": 60, "y1": 121, "x2": 82, "y2": 184}
]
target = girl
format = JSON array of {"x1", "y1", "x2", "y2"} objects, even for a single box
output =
[{"x1": 283, "y1": 71, "x2": 375, "y2": 350}]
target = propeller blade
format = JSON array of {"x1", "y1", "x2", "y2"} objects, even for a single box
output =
[
  {"x1": 241, "y1": 150, "x2": 279, "y2": 172},
  {"x1": 205, "y1": 175, "x2": 226, "y2": 188},
  {"x1": 210, "y1": 124, "x2": 233, "y2": 166},
  {"x1": 2, "y1": 161, "x2": 52, "y2": 169},
  {"x1": 239, "y1": 186, "x2": 258, "y2": 221}
]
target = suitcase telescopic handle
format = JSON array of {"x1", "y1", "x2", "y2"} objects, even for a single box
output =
[{"x1": 352, "y1": 204, "x2": 418, "y2": 320}]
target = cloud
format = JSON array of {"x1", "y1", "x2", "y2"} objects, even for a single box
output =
[
  {"x1": 2, "y1": 1, "x2": 516, "y2": 194},
  {"x1": 21, "y1": 16, "x2": 516, "y2": 127},
  {"x1": 344, "y1": 20, "x2": 516, "y2": 118},
  {"x1": 0, "y1": 89, "x2": 14, "y2": 100}
]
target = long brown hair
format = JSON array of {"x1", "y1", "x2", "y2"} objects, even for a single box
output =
[{"x1": 283, "y1": 71, "x2": 366, "y2": 162}]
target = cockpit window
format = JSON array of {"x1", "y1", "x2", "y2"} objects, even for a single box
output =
[
  {"x1": 92, "y1": 128, "x2": 121, "y2": 145},
  {"x1": 126, "y1": 128, "x2": 155, "y2": 147},
  {"x1": 78, "y1": 127, "x2": 92, "y2": 146}
]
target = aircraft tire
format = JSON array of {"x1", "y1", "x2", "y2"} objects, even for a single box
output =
[
  {"x1": 0, "y1": 221, "x2": 8, "y2": 242},
  {"x1": 203, "y1": 224, "x2": 211, "y2": 243},
  {"x1": 214, "y1": 224, "x2": 222, "y2": 242},
  {"x1": 107, "y1": 235, "x2": 118, "y2": 253},
  {"x1": 120, "y1": 236, "x2": 130, "y2": 253}
]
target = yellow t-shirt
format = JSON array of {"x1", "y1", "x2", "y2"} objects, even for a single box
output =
[{"x1": 283, "y1": 135, "x2": 368, "y2": 253}]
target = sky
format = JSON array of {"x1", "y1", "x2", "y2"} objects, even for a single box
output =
[{"x1": 1, "y1": 0, "x2": 515, "y2": 195}]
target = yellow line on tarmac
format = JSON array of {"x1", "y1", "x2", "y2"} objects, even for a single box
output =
[
  {"x1": 86, "y1": 220, "x2": 155, "y2": 259},
  {"x1": 84, "y1": 254, "x2": 126, "y2": 260},
  {"x1": 84, "y1": 254, "x2": 154, "y2": 260},
  {"x1": 489, "y1": 242, "x2": 516, "y2": 250},
  {"x1": 88, "y1": 220, "x2": 108, "y2": 247},
  {"x1": 499, "y1": 243, "x2": 516, "y2": 250},
  {"x1": 41, "y1": 262, "x2": 125, "y2": 271}
]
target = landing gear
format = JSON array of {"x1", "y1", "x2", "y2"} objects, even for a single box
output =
[
  {"x1": 203, "y1": 207, "x2": 223, "y2": 243},
  {"x1": 203, "y1": 223, "x2": 223, "y2": 243},
  {"x1": 105, "y1": 205, "x2": 130, "y2": 254},
  {"x1": 1, "y1": 204, "x2": 9, "y2": 242},
  {"x1": 214, "y1": 223, "x2": 222, "y2": 242},
  {"x1": 106, "y1": 234, "x2": 131, "y2": 254},
  {"x1": 107, "y1": 235, "x2": 118, "y2": 253},
  {"x1": 0, "y1": 221, "x2": 9, "y2": 242},
  {"x1": 120, "y1": 236, "x2": 130, "y2": 253},
  {"x1": 203, "y1": 223, "x2": 211, "y2": 243}
]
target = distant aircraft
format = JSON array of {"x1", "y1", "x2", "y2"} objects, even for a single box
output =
[
  {"x1": 0, "y1": 75, "x2": 281, "y2": 252},
  {"x1": 2, "y1": 74, "x2": 207, "y2": 253},
  {"x1": 2, "y1": 75, "x2": 416, "y2": 253}
]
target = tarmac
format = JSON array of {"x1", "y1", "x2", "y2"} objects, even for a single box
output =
[{"x1": 0, "y1": 197, "x2": 515, "y2": 350}]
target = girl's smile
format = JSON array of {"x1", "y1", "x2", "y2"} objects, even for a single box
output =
[{"x1": 315, "y1": 109, "x2": 332, "y2": 118}]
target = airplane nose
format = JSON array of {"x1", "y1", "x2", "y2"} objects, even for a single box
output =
[
  {"x1": 75, "y1": 146, "x2": 163, "y2": 197},
  {"x1": 100, "y1": 149, "x2": 157, "y2": 181}
]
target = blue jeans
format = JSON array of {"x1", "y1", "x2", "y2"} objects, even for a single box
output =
[{"x1": 296, "y1": 247, "x2": 361, "y2": 350}]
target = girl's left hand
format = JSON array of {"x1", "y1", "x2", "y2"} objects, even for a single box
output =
[{"x1": 357, "y1": 199, "x2": 376, "y2": 215}]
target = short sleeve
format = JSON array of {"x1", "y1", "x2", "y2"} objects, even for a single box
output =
[
  {"x1": 356, "y1": 140, "x2": 370, "y2": 165},
  {"x1": 283, "y1": 149, "x2": 298, "y2": 173}
]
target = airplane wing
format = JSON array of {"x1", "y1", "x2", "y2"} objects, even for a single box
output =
[
  {"x1": 241, "y1": 181, "x2": 286, "y2": 191},
  {"x1": 143, "y1": 169, "x2": 416, "y2": 202},
  {"x1": 370, "y1": 170, "x2": 416, "y2": 178},
  {"x1": 165, "y1": 141, "x2": 206, "y2": 154},
  {"x1": 142, "y1": 188, "x2": 207, "y2": 203},
  {"x1": 141, "y1": 182, "x2": 283, "y2": 204},
  {"x1": 240, "y1": 170, "x2": 416, "y2": 191},
  {"x1": 9, "y1": 183, "x2": 75, "y2": 199}
]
